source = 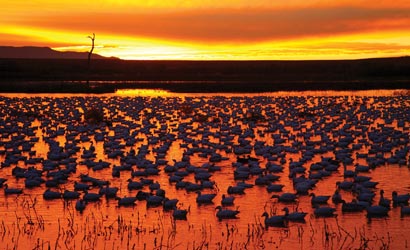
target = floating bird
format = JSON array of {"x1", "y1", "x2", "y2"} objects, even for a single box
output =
[
  {"x1": 173, "y1": 208, "x2": 188, "y2": 220},
  {"x1": 196, "y1": 192, "x2": 216, "y2": 204},
  {"x1": 99, "y1": 185, "x2": 119, "y2": 199},
  {"x1": 83, "y1": 191, "x2": 102, "y2": 202},
  {"x1": 4, "y1": 184, "x2": 23, "y2": 195},
  {"x1": 392, "y1": 191, "x2": 410, "y2": 206},
  {"x1": 313, "y1": 206, "x2": 336, "y2": 217},
  {"x1": 355, "y1": 164, "x2": 370, "y2": 173},
  {"x1": 146, "y1": 195, "x2": 164, "y2": 207},
  {"x1": 271, "y1": 193, "x2": 297, "y2": 203},
  {"x1": 127, "y1": 179, "x2": 143, "y2": 190},
  {"x1": 117, "y1": 196, "x2": 138, "y2": 207},
  {"x1": 366, "y1": 205, "x2": 389, "y2": 217},
  {"x1": 400, "y1": 205, "x2": 410, "y2": 217},
  {"x1": 227, "y1": 185, "x2": 245, "y2": 195},
  {"x1": 163, "y1": 198, "x2": 179, "y2": 210},
  {"x1": 75, "y1": 199, "x2": 86, "y2": 212},
  {"x1": 215, "y1": 206, "x2": 239, "y2": 220},
  {"x1": 336, "y1": 181, "x2": 354, "y2": 190},
  {"x1": 0, "y1": 178, "x2": 7, "y2": 187},
  {"x1": 331, "y1": 190, "x2": 343, "y2": 204},
  {"x1": 149, "y1": 181, "x2": 160, "y2": 191},
  {"x1": 378, "y1": 190, "x2": 391, "y2": 209},
  {"x1": 63, "y1": 190, "x2": 80, "y2": 200},
  {"x1": 266, "y1": 184, "x2": 284, "y2": 193},
  {"x1": 136, "y1": 191, "x2": 150, "y2": 201},
  {"x1": 341, "y1": 200, "x2": 366, "y2": 212},
  {"x1": 310, "y1": 193, "x2": 330, "y2": 205},
  {"x1": 282, "y1": 207, "x2": 307, "y2": 222},
  {"x1": 43, "y1": 189, "x2": 62, "y2": 200},
  {"x1": 74, "y1": 181, "x2": 90, "y2": 191},
  {"x1": 343, "y1": 165, "x2": 355, "y2": 178},
  {"x1": 261, "y1": 211, "x2": 286, "y2": 227},
  {"x1": 221, "y1": 194, "x2": 235, "y2": 206}
]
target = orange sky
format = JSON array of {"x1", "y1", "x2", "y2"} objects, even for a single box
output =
[{"x1": 1, "y1": 0, "x2": 410, "y2": 60}]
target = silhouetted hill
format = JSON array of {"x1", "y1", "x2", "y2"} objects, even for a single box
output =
[{"x1": 0, "y1": 46, "x2": 112, "y2": 59}]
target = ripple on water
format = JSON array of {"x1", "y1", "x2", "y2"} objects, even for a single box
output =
[{"x1": 0, "y1": 91, "x2": 409, "y2": 249}]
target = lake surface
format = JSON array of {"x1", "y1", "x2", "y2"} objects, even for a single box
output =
[{"x1": 0, "y1": 89, "x2": 409, "y2": 249}]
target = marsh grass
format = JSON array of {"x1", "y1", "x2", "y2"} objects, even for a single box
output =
[{"x1": 0, "y1": 190, "x2": 398, "y2": 249}]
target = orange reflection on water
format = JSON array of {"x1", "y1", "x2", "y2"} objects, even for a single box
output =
[
  {"x1": 115, "y1": 88, "x2": 173, "y2": 97},
  {"x1": 0, "y1": 90, "x2": 409, "y2": 249}
]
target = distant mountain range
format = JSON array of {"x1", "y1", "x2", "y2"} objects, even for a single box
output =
[{"x1": 0, "y1": 46, "x2": 115, "y2": 59}]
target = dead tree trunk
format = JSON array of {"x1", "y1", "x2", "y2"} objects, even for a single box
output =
[
  {"x1": 87, "y1": 33, "x2": 95, "y2": 68},
  {"x1": 86, "y1": 33, "x2": 95, "y2": 88}
]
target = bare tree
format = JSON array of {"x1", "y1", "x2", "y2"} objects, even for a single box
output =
[{"x1": 87, "y1": 33, "x2": 95, "y2": 68}]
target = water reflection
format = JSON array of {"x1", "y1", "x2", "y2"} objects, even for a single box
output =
[
  {"x1": 115, "y1": 88, "x2": 409, "y2": 97},
  {"x1": 0, "y1": 90, "x2": 409, "y2": 249}
]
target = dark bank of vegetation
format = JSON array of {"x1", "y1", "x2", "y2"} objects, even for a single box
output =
[{"x1": 0, "y1": 56, "x2": 409, "y2": 93}]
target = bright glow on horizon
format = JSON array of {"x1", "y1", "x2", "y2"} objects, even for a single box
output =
[{"x1": 1, "y1": 1, "x2": 410, "y2": 60}]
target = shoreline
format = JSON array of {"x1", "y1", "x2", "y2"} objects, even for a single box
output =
[
  {"x1": 1, "y1": 57, "x2": 409, "y2": 93},
  {"x1": 0, "y1": 79, "x2": 409, "y2": 93}
]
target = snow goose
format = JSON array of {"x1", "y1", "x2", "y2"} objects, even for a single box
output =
[
  {"x1": 282, "y1": 207, "x2": 307, "y2": 222},
  {"x1": 310, "y1": 193, "x2": 330, "y2": 205},
  {"x1": 43, "y1": 189, "x2": 62, "y2": 200},
  {"x1": 366, "y1": 205, "x2": 389, "y2": 217},
  {"x1": 221, "y1": 194, "x2": 235, "y2": 206},
  {"x1": 378, "y1": 190, "x2": 391, "y2": 209},
  {"x1": 392, "y1": 191, "x2": 410, "y2": 206},
  {"x1": 173, "y1": 208, "x2": 188, "y2": 220},
  {"x1": 215, "y1": 206, "x2": 239, "y2": 220},
  {"x1": 271, "y1": 193, "x2": 297, "y2": 203},
  {"x1": 261, "y1": 212, "x2": 286, "y2": 227},
  {"x1": 4, "y1": 184, "x2": 23, "y2": 195},
  {"x1": 196, "y1": 191, "x2": 216, "y2": 204},
  {"x1": 313, "y1": 205, "x2": 336, "y2": 217},
  {"x1": 117, "y1": 196, "x2": 138, "y2": 207}
]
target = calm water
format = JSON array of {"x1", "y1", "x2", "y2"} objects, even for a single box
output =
[{"x1": 0, "y1": 89, "x2": 409, "y2": 250}]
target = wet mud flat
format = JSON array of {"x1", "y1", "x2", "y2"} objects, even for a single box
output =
[{"x1": 0, "y1": 93, "x2": 409, "y2": 249}]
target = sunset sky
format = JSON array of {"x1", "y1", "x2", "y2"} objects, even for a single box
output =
[{"x1": 1, "y1": 0, "x2": 410, "y2": 60}]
